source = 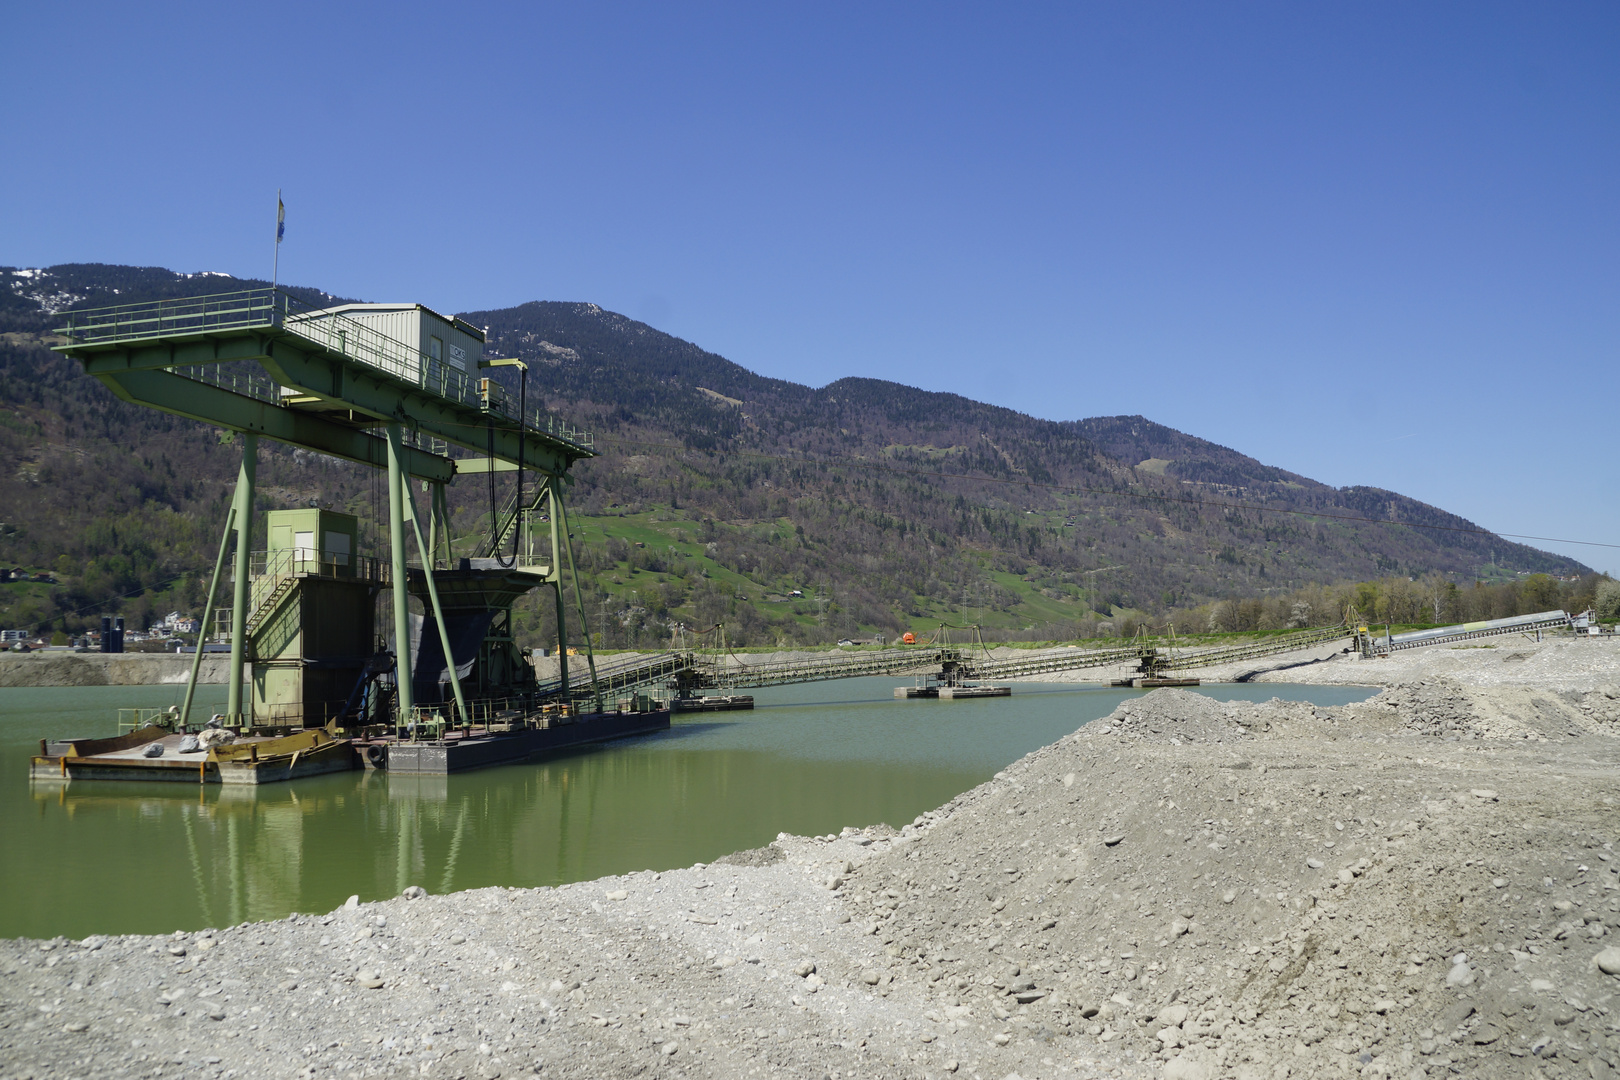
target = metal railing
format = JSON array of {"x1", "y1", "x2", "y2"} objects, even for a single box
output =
[
  {"x1": 172, "y1": 362, "x2": 282, "y2": 405},
  {"x1": 554, "y1": 651, "x2": 690, "y2": 695},
  {"x1": 246, "y1": 549, "x2": 386, "y2": 636},
  {"x1": 1154, "y1": 624, "x2": 1350, "y2": 672},
  {"x1": 249, "y1": 548, "x2": 386, "y2": 585},
  {"x1": 117, "y1": 707, "x2": 179, "y2": 734},
  {"x1": 55, "y1": 287, "x2": 594, "y2": 454},
  {"x1": 693, "y1": 647, "x2": 952, "y2": 689},
  {"x1": 965, "y1": 643, "x2": 1146, "y2": 680},
  {"x1": 57, "y1": 290, "x2": 275, "y2": 343},
  {"x1": 1359, "y1": 610, "x2": 1571, "y2": 657}
]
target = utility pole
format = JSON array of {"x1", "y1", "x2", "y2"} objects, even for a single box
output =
[{"x1": 1083, "y1": 565, "x2": 1124, "y2": 618}]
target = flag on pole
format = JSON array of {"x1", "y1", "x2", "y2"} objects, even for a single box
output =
[{"x1": 277, "y1": 197, "x2": 286, "y2": 243}]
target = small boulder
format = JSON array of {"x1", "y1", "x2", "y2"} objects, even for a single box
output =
[
  {"x1": 1164, "y1": 1054, "x2": 1214, "y2": 1080},
  {"x1": 1438, "y1": 1002, "x2": 1474, "y2": 1030}
]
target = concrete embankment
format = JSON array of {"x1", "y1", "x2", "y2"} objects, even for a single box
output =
[{"x1": 0, "y1": 652, "x2": 230, "y2": 688}]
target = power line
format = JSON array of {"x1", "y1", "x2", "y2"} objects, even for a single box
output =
[
  {"x1": 588, "y1": 437, "x2": 1620, "y2": 553},
  {"x1": 11, "y1": 567, "x2": 207, "y2": 635}
]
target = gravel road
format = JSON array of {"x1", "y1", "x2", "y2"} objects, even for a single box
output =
[{"x1": 5, "y1": 639, "x2": 1619, "y2": 1080}]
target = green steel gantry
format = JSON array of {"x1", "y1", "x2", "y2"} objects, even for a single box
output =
[{"x1": 53, "y1": 288, "x2": 600, "y2": 727}]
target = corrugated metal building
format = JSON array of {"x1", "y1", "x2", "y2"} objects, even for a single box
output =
[{"x1": 285, "y1": 303, "x2": 485, "y2": 390}]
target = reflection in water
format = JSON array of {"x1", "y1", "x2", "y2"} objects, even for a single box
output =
[{"x1": 2, "y1": 679, "x2": 1377, "y2": 939}]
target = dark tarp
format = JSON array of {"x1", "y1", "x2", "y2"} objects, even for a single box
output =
[{"x1": 407, "y1": 610, "x2": 494, "y2": 703}]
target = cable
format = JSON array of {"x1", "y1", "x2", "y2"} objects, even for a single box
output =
[
  {"x1": 382, "y1": 408, "x2": 1616, "y2": 551},
  {"x1": 512, "y1": 366, "x2": 526, "y2": 565},
  {"x1": 584, "y1": 436, "x2": 1620, "y2": 553},
  {"x1": 10, "y1": 567, "x2": 209, "y2": 635},
  {"x1": 178, "y1": 374, "x2": 1614, "y2": 554}
]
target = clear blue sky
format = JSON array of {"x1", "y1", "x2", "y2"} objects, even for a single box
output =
[{"x1": 4, "y1": 2, "x2": 1616, "y2": 574}]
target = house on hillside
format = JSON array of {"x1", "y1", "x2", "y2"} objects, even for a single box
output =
[{"x1": 156, "y1": 611, "x2": 200, "y2": 634}]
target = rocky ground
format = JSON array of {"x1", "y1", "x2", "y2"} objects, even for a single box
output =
[
  {"x1": 4, "y1": 640, "x2": 1620, "y2": 1080},
  {"x1": 1245, "y1": 637, "x2": 1619, "y2": 693}
]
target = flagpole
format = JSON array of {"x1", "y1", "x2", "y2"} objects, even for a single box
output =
[{"x1": 272, "y1": 188, "x2": 281, "y2": 292}]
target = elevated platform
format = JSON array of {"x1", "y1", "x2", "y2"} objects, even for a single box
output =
[{"x1": 53, "y1": 287, "x2": 593, "y2": 481}]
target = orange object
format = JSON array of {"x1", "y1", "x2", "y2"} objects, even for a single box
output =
[{"x1": 902, "y1": 632, "x2": 917, "y2": 644}]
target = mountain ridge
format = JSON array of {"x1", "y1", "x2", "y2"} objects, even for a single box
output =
[{"x1": 0, "y1": 262, "x2": 1591, "y2": 645}]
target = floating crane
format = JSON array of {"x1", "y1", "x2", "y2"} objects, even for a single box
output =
[{"x1": 36, "y1": 288, "x2": 664, "y2": 782}]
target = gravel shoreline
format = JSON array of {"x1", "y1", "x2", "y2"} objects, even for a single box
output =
[
  {"x1": 0, "y1": 653, "x2": 231, "y2": 688},
  {"x1": 5, "y1": 639, "x2": 1620, "y2": 1080}
]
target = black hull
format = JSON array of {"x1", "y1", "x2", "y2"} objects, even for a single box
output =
[{"x1": 365, "y1": 710, "x2": 671, "y2": 775}]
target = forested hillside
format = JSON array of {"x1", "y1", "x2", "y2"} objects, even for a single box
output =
[{"x1": 0, "y1": 264, "x2": 1594, "y2": 648}]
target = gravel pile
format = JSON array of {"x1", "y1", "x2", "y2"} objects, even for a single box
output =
[
  {"x1": 1359, "y1": 679, "x2": 1620, "y2": 741},
  {"x1": 1251, "y1": 638, "x2": 1620, "y2": 693},
  {"x1": 5, "y1": 661, "x2": 1620, "y2": 1080},
  {"x1": 852, "y1": 686, "x2": 1620, "y2": 1080}
]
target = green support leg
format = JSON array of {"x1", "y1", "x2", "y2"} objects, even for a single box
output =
[
  {"x1": 404, "y1": 480, "x2": 469, "y2": 724},
  {"x1": 427, "y1": 481, "x2": 443, "y2": 571},
  {"x1": 437, "y1": 481, "x2": 455, "y2": 569},
  {"x1": 387, "y1": 424, "x2": 415, "y2": 723},
  {"x1": 180, "y1": 506, "x2": 235, "y2": 729},
  {"x1": 226, "y1": 434, "x2": 257, "y2": 727},
  {"x1": 426, "y1": 480, "x2": 438, "y2": 572},
  {"x1": 548, "y1": 478, "x2": 569, "y2": 702},
  {"x1": 554, "y1": 481, "x2": 602, "y2": 713}
]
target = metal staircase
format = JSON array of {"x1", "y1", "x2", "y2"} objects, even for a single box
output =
[
  {"x1": 479, "y1": 484, "x2": 548, "y2": 560},
  {"x1": 245, "y1": 575, "x2": 298, "y2": 635}
]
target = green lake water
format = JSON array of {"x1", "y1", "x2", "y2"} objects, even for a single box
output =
[{"x1": 0, "y1": 678, "x2": 1376, "y2": 941}]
